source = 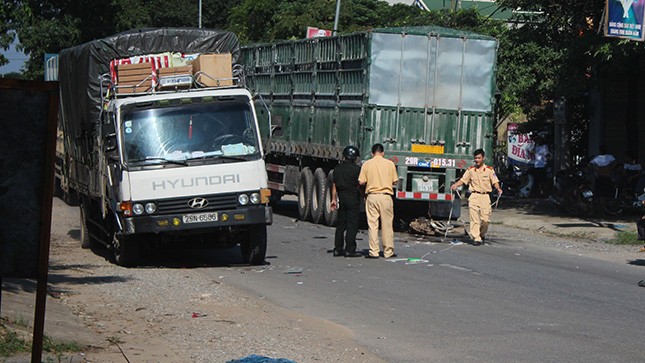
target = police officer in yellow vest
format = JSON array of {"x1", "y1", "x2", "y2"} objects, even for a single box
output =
[{"x1": 450, "y1": 149, "x2": 502, "y2": 246}]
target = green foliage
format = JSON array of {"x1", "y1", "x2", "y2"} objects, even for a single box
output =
[
  {"x1": 7, "y1": 0, "x2": 642, "y2": 147},
  {"x1": 0, "y1": 0, "x2": 18, "y2": 66},
  {"x1": 43, "y1": 336, "x2": 83, "y2": 354},
  {"x1": 0, "y1": 324, "x2": 29, "y2": 357},
  {"x1": 608, "y1": 231, "x2": 641, "y2": 245}
]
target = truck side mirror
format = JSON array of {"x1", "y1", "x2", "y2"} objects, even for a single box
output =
[
  {"x1": 271, "y1": 115, "x2": 284, "y2": 137},
  {"x1": 254, "y1": 93, "x2": 272, "y2": 139}
]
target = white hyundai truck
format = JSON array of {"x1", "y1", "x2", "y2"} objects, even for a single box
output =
[{"x1": 58, "y1": 28, "x2": 272, "y2": 266}]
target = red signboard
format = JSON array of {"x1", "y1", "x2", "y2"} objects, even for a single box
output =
[{"x1": 306, "y1": 27, "x2": 332, "y2": 38}]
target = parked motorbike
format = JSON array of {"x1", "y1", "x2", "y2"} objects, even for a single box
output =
[
  {"x1": 502, "y1": 163, "x2": 534, "y2": 198},
  {"x1": 550, "y1": 165, "x2": 595, "y2": 217},
  {"x1": 609, "y1": 185, "x2": 645, "y2": 215}
]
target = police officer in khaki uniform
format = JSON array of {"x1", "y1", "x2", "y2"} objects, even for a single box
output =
[
  {"x1": 359, "y1": 143, "x2": 399, "y2": 258},
  {"x1": 450, "y1": 149, "x2": 502, "y2": 246}
]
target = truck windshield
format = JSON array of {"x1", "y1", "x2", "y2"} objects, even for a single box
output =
[{"x1": 121, "y1": 99, "x2": 260, "y2": 164}]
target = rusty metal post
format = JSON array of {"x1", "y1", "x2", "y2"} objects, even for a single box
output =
[{"x1": 31, "y1": 88, "x2": 59, "y2": 363}]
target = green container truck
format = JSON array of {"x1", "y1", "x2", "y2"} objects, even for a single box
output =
[{"x1": 241, "y1": 26, "x2": 498, "y2": 225}]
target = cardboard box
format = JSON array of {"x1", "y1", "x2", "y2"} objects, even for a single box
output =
[
  {"x1": 116, "y1": 84, "x2": 153, "y2": 94},
  {"x1": 158, "y1": 66, "x2": 193, "y2": 76},
  {"x1": 192, "y1": 54, "x2": 232, "y2": 87},
  {"x1": 117, "y1": 74, "x2": 153, "y2": 84},
  {"x1": 117, "y1": 62, "x2": 153, "y2": 78}
]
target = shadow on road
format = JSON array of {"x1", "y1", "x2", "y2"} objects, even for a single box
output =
[
  {"x1": 67, "y1": 228, "x2": 80, "y2": 240},
  {"x1": 496, "y1": 197, "x2": 641, "y2": 223},
  {"x1": 627, "y1": 259, "x2": 645, "y2": 267}
]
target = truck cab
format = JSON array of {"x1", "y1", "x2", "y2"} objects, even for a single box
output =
[{"x1": 98, "y1": 88, "x2": 271, "y2": 265}]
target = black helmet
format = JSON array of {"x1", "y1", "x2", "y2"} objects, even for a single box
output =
[{"x1": 343, "y1": 146, "x2": 359, "y2": 160}]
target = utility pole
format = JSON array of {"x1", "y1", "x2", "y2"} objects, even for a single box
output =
[
  {"x1": 553, "y1": 97, "x2": 569, "y2": 173},
  {"x1": 199, "y1": 0, "x2": 202, "y2": 28},
  {"x1": 333, "y1": 0, "x2": 341, "y2": 35}
]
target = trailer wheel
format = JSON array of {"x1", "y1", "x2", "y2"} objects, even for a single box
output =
[
  {"x1": 113, "y1": 234, "x2": 140, "y2": 267},
  {"x1": 311, "y1": 168, "x2": 327, "y2": 224},
  {"x1": 297, "y1": 167, "x2": 314, "y2": 221},
  {"x1": 323, "y1": 170, "x2": 338, "y2": 227},
  {"x1": 241, "y1": 225, "x2": 267, "y2": 265}
]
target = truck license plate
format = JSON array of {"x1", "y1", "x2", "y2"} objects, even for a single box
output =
[{"x1": 182, "y1": 212, "x2": 218, "y2": 224}]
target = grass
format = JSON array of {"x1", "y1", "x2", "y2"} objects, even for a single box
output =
[
  {"x1": 0, "y1": 321, "x2": 84, "y2": 358},
  {"x1": 607, "y1": 231, "x2": 642, "y2": 245},
  {"x1": 9, "y1": 316, "x2": 28, "y2": 328},
  {"x1": 43, "y1": 336, "x2": 83, "y2": 354},
  {"x1": 0, "y1": 327, "x2": 29, "y2": 356}
]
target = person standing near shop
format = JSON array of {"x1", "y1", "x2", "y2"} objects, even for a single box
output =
[
  {"x1": 358, "y1": 143, "x2": 399, "y2": 259},
  {"x1": 450, "y1": 149, "x2": 503, "y2": 246},
  {"x1": 330, "y1": 146, "x2": 363, "y2": 258}
]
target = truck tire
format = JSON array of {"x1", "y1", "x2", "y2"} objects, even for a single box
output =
[
  {"x1": 241, "y1": 225, "x2": 267, "y2": 265},
  {"x1": 311, "y1": 168, "x2": 327, "y2": 224},
  {"x1": 79, "y1": 203, "x2": 93, "y2": 249},
  {"x1": 323, "y1": 170, "x2": 338, "y2": 227},
  {"x1": 297, "y1": 167, "x2": 314, "y2": 221},
  {"x1": 113, "y1": 234, "x2": 140, "y2": 267}
]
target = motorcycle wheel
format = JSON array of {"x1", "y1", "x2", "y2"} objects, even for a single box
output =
[{"x1": 602, "y1": 198, "x2": 623, "y2": 216}]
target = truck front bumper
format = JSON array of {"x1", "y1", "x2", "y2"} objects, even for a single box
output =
[{"x1": 121, "y1": 205, "x2": 273, "y2": 235}]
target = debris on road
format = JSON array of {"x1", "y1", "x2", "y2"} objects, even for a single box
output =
[
  {"x1": 283, "y1": 267, "x2": 303, "y2": 274},
  {"x1": 227, "y1": 354, "x2": 297, "y2": 363}
]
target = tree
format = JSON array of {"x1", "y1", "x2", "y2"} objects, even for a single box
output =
[
  {"x1": 494, "y1": 0, "x2": 641, "y2": 150},
  {"x1": 0, "y1": 0, "x2": 19, "y2": 67},
  {"x1": 12, "y1": 0, "x2": 240, "y2": 79}
]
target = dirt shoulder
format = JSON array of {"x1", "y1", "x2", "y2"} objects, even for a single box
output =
[{"x1": 1, "y1": 198, "x2": 384, "y2": 362}]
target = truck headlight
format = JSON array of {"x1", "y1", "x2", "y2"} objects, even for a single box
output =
[
  {"x1": 250, "y1": 192, "x2": 260, "y2": 204},
  {"x1": 145, "y1": 203, "x2": 157, "y2": 214},
  {"x1": 132, "y1": 203, "x2": 144, "y2": 215},
  {"x1": 238, "y1": 194, "x2": 249, "y2": 205}
]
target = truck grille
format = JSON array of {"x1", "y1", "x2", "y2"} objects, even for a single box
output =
[{"x1": 156, "y1": 193, "x2": 238, "y2": 214}]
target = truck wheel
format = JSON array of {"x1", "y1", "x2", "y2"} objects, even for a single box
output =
[
  {"x1": 113, "y1": 234, "x2": 140, "y2": 267},
  {"x1": 241, "y1": 225, "x2": 267, "y2": 265},
  {"x1": 297, "y1": 167, "x2": 314, "y2": 221},
  {"x1": 323, "y1": 170, "x2": 338, "y2": 227},
  {"x1": 79, "y1": 203, "x2": 93, "y2": 249},
  {"x1": 311, "y1": 168, "x2": 327, "y2": 224}
]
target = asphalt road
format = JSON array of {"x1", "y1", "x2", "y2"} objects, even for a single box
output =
[{"x1": 206, "y1": 200, "x2": 645, "y2": 363}]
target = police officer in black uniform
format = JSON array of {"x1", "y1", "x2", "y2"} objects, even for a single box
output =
[{"x1": 330, "y1": 146, "x2": 363, "y2": 257}]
